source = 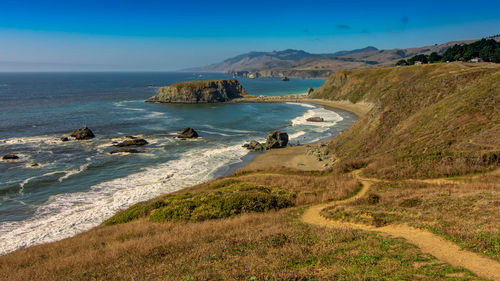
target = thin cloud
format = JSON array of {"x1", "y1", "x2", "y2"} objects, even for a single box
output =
[{"x1": 336, "y1": 24, "x2": 351, "y2": 30}]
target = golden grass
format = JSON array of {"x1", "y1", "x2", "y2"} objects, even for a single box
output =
[
  {"x1": 0, "y1": 208, "x2": 483, "y2": 280},
  {"x1": 323, "y1": 171, "x2": 500, "y2": 260}
]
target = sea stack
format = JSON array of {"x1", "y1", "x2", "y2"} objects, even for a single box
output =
[{"x1": 146, "y1": 79, "x2": 246, "y2": 103}]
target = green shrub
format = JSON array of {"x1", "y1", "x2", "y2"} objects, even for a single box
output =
[
  {"x1": 106, "y1": 182, "x2": 295, "y2": 225},
  {"x1": 150, "y1": 183, "x2": 295, "y2": 223}
]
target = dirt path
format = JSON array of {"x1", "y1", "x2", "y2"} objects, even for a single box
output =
[{"x1": 301, "y1": 177, "x2": 500, "y2": 280}]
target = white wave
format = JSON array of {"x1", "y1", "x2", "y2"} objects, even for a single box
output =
[
  {"x1": 285, "y1": 102, "x2": 316, "y2": 109},
  {"x1": 0, "y1": 136, "x2": 61, "y2": 146},
  {"x1": 58, "y1": 164, "x2": 89, "y2": 182},
  {"x1": 145, "y1": 111, "x2": 166, "y2": 118},
  {"x1": 291, "y1": 107, "x2": 343, "y2": 128},
  {"x1": 18, "y1": 170, "x2": 66, "y2": 195},
  {"x1": 122, "y1": 107, "x2": 146, "y2": 112},
  {"x1": 288, "y1": 131, "x2": 306, "y2": 140},
  {"x1": 0, "y1": 143, "x2": 249, "y2": 255}
]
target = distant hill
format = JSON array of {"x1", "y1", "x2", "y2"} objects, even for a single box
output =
[{"x1": 185, "y1": 37, "x2": 500, "y2": 77}]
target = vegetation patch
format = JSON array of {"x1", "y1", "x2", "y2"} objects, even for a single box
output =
[{"x1": 105, "y1": 182, "x2": 294, "y2": 225}]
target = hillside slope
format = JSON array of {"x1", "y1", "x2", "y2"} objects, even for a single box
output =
[
  {"x1": 311, "y1": 62, "x2": 500, "y2": 179},
  {"x1": 187, "y1": 38, "x2": 500, "y2": 77}
]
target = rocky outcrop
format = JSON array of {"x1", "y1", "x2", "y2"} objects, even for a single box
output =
[
  {"x1": 243, "y1": 140, "x2": 265, "y2": 151},
  {"x1": 244, "y1": 131, "x2": 289, "y2": 151},
  {"x1": 306, "y1": 117, "x2": 324, "y2": 122},
  {"x1": 178, "y1": 128, "x2": 199, "y2": 139},
  {"x1": 307, "y1": 87, "x2": 315, "y2": 95},
  {"x1": 60, "y1": 137, "x2": 69, "y2": 142},
  {"x1": 115, "y1": 138, "x2": 148, "y2": 147},
  {"x1": 2, "y1": 154, "x2": 19, "y2": 160},
  {"x1": 71, "y1": 126, "x2": 95, "y2": 140},
  {"x1": 266, "y1": 131, "x2": 289, "y2": 149},
  {"x1": 146, "y1": 80, "x2": 246, "y2": 104}
]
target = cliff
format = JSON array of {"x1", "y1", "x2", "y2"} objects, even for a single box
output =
[
  {"x1": 311, "y1": 62, "x2": 500, "y2": 179},
  {"x1": 146, "y1": 79, "x2": 247, "y2": 103}
]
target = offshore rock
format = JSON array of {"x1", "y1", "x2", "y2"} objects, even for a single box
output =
[
  {"x1": 70, "y1": 126, "x2": 95, "y2": 140},
  {"x1": 110, "y1": 148, "x2": 140, "y2": 154},
  {"x1": 178, "y1": 128, "x2": 199, "y2": 139},
  {"x1": 2, "y1": 154, "x2": 19, "y2": 160},
  {"x1": 115, "y1": 138, "x2": 148, "y2": 147},
  {"x1": 306, "y1": 117, "x2": 324, "y2": 122},
  {"x1": 146, "y1": 79, "x2": 246, "y2": 103}
]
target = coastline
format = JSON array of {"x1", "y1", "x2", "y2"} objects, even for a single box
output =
[
  {"x1": 239, "y1": 98, "x2": 371, "y2": 172},
  {"x1": 232, "y1": 96, "x2": 373, "y2": 118}
]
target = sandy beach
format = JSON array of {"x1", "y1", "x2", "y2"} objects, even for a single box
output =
[{"x1": 239, "y1": 98, "x2": 372, "y2": 172}]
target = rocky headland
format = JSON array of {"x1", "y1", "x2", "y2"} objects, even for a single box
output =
[{"x1": 146, "y1": 79, "x2": 247, "y2": 103}]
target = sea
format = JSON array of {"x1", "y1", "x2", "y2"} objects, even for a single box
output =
[{"x1": 0, "y1": 72, "x2": 357, "y2": 254}]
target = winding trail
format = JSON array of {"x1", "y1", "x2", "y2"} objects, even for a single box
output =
[{"x1": 301, "y1": 176, "x2": 500, "y2": 281}]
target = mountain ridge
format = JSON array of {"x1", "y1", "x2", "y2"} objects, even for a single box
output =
[{"x1": 185, "y1": 37, "x2": 500, "y2": 77}]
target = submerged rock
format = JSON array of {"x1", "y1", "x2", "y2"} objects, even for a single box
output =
[
  {"x1": 115, "y1": 138, "x2": 148, "y2": 147},
  {"x1": 2, "y1": 154, "x2": 19, "y2": 160},
  {"x1": 306, "y1": 117, "x2": 324, "y2": 122},
  {"x1": 70, "y1": 126, "x2": 95, "y2": 140},
  {"x1": 146, "y1": 79, "x2": 246, "y2": 103},
  {"x1": 110, "y1": 148, "x2": 140, "y2": 154},
  {"x1": 266, "y1": 131, "x2": 289, "y2": 149},
  {"x1": 178, "y1": 128, "x2": 199, "y2": 139}
]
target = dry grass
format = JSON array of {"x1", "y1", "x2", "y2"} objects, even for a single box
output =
[
  {"x1": 323, "y1": 171, "x2": 500, "y2": 260},
  {"x1": 0, "y1": 208, "x2": 483, "y2": 281},
  {"x1": 234, "y1": 172, "x2": 359, "y2": 205}
]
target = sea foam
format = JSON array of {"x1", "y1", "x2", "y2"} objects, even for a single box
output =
[{"x1": 0, "y1": 143, "x2": 248, "y2": 255}]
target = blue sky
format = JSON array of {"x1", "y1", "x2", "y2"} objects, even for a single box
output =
[{"x1": 1, "y1": 0, "x2": 499, "y2": 71}]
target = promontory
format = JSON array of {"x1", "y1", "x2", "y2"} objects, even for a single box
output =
[{"x1": 146, "y1": 79, "x2": 247, "y2": 103}]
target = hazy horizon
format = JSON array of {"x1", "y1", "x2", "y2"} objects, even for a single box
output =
[{"x1": 1, "y1": 0, "x2": 499, "y2": 72}]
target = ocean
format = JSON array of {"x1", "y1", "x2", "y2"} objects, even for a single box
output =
[{"x1": 0, "y1": 72, "x2": 356, "y2": 254}]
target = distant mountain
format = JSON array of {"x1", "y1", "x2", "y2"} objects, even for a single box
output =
[
  {"x1": 328, "y1": 46, "x2": 378, "y2": 57},
  {"x1": 184, "y1": 47, "x2": 377, "y2": 73},
  {"x1": 184, "y1": 37, "x2": 499, "y2": 77}
]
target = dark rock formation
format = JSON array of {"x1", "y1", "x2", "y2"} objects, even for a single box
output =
[
  {"x1": 115, "y1": 138, "x2": 148, "y2": 147},
  {"x1": 146, "y1": 79, "x2": 246, "y2": 103},
  {"x1": 266, "y1": 131, "x2": 289, "y2": 149},
  {"x1": 306, "y1": 117, "x2": 324, "y2": 122},
  {"x1": 243, "y1": 140, "x2": 265, "y2": 151},
  {"x1": 70, "y1": 126, "x2": 95, "y2": 140},
  {"x1": 178, "y1": 128, "x2": 199, "y2": 139},
  {"x1": 2, "y1": 154, "x2": 19, "y2": 160},
  {"x1": 307, "y1": 87, "x2": 315, "y2": 95},
  {"x1": 110, "y1": 148, "x2": 140, "y2": 154},
  {"x1": 60, "y1": 137, "x2": 69, "y2": 142}
]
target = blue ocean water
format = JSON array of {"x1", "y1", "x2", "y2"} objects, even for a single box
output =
[{"x1": 0, "y1": 72, "x2": 355, "y2": 254}]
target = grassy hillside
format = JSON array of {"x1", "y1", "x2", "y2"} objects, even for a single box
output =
[{"x1": 312, "y1": 62, "x2": 500, "y2": 179}]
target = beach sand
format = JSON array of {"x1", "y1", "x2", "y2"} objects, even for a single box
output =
[{"x1": 239, "y1": 99, "x2": 372, "y2": 172}]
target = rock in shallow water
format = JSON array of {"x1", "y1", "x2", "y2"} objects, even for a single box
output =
[
  {"x1": 115, "y1": 138, "x2": 148, "y2": 147},
  {"x1": 109, "y1": 148, "x2": 141, "y2": 154},
  {"x1": 70, "y1": 126, "x2": 95, "y2": 140},
  {"x1": 306, "y1": 117, "x2": 324, "y2": 122},
  {"x1": 2, "y1": 154, "x2": 19, "y2": 160},
  {"x1": 178, "y1": 128, "x2": 199, "y2": 139}
]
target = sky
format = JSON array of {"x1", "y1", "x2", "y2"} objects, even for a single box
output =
[{"x1": 0, "y1": 0, "x2": 499, "y2": 71}]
